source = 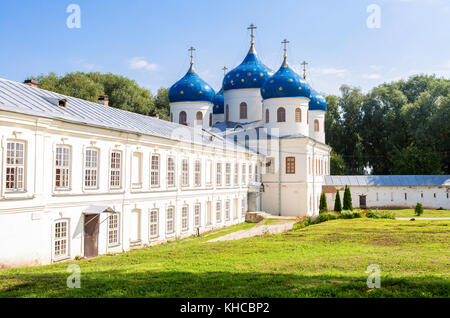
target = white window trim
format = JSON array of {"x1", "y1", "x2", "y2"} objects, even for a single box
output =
[
  {"x1": 108, "y1": 213, "x2": 120, "y2": 247},
  {"x1": 131, "y1": 152, "x2": 143, "y2": 189},
  {"x1": 181, "y1": 205, "x2": 189, "y2": 232},
  {"x1": 54, "y1": 145, "x2": 71, "y2": 190},
  {"x1": 194, "y1": 203, "x2": 201, "y2": 228},
  {"x1": 84, "y1": 147, "x2": 99, "y2": 190},
  {"x1": 150, "y1": 153, "x2": 161, "y2": 188},
  {"x1": 110, "y1": 150, "x2": 122, "y2": 189},
  {"x1": 5, "y1": 140, "x2": 26, "y2": 192},
  {"x1": 216, "y1": 200, "x2": 222, "y2": 223},
  {"x1": 216, "y1": 162, "x2": 222, "y2": 187},
  {"x1": 149, "y1": 209, "x2": 159, "y2": 239},
  {"x1": 225, "y1": 163, "x2": 231, "y2": 186},
  {"x1": 53, "y1": 219, "x2": 70, "y2": 261},
  {"x1": 194, "y1": 159, "x2": 202, "y2": 187},
  {"x1": 181, "y1": 158, "x2": 189, "y2": 188},
  {"x1": 167, "y1": 156, "x2": 176, "y2": 188},
  {"x1": 166, "y1": 206, "x2": 175, "y2": 235}
]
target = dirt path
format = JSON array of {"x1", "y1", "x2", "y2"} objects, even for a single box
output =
[{"x1": 207, "y1": 220, "x2": 296, "y2": 242}]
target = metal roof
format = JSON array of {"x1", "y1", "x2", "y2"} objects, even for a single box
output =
[
  {"x1": 0, "y1": 78, "x2": 248, "y2": 153},
  {"x1": 324, "y1": 175, "x2": 450, "y2": 186}
]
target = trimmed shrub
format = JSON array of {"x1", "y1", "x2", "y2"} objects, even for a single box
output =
[
  {"x1": 319, "y1": 193, "x2": 328, "y2": 213},
  {"x1": 415, "y1": 202, "x2": 424, "y2": 216},
  {"x1": 339, "y1": 210, "x2": 355, "y2": 219},
  {"x1": 343, "y1": 185, "x2": 353, "y2": 211},
  {"x1": 334, "y1": 190, "x2": 342, "y2": 212}
]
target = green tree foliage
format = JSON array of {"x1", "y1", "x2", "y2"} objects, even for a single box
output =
[
  {"x1": 319, "y1": 193, "x2": 328, "y2": 213},
  {"x1": 325, "y1": 75, "x2": 449, "y2": 174},
  {"x1": 343, "y1": 185, "x2": 353, "y2": 211},
  {"x1": 334, "y1": 190, "x2": 342, "y2": 212},
  {"x1": 330, "y1": 150, "x2": 346, "y2": 175},
  {"x1": 415, "y1": 202, "x2": 424, "y2": 216},
  {"x1": 35, "y1": 72, "x2": 170, "y2": 118}
]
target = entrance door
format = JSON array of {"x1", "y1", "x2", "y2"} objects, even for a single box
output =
[
  {"x1": 84, "y1": 214, "x2": 99, "y2": 258},
  {"x1": 130, "y1": 209, "x2": 141, "y2": 242},
  {"x1": 359, "y1": 195, "x2": 367, "y2": 209},
  {"x1": 207, "y1": 201, "x2": 212, "y2": 225},
  {"x1": 233, "y1": 198, "x2": 238, "y2": 219}
]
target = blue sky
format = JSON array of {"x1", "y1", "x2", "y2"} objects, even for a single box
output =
[{"x1": 0, "y1": 0, "x2": 449, "y2": 96}]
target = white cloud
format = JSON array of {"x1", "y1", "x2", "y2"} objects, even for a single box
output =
[
  {"x1": 128, "y1": 57, "x2": 159, "y2": 71},
  {"x1": 362, "y1": 73, "x2": 382, "y2": 79},
  {"x1": 312, "y1": 67, "x2": 347, "y2": 76}
]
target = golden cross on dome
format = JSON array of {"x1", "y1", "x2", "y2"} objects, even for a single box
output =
[
  {"x1": 248, "y1": 24, "x2": 257, "y2": 45},
  {"x1": 301, "y1": 60, "x2": 308, "y2": 79},
  {"x1": 222, "y1": 66, "x2": 228, "y2": 76},
  {"x1": 281, "y1": 39, "x2": 290, "y2": 58},
  {"x1": 188, "y1": 46, "x2": 196, "y2": 65}
]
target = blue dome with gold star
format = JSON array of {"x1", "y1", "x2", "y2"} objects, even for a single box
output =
[
  {"x1": 308, "y1": 89, "x2": 327, "y2": 111},
  {"x1": 261, "y1": 58, "x2": 311, "y2": 100},
  {"x1": 212, "y1": 89, "x2": 224, "y2": 114},
  {"x1": 223, "y1": 45, "x2": 272, "y2": 91},
  {"x1": 169, "y1": 64, "x2": 215, "y2": 103}
]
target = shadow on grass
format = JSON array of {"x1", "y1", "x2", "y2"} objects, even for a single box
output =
[{"x1": 1, "y1": 270, "x2": 448, "y2": 298}]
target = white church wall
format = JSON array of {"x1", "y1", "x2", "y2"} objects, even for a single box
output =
[
  {"x1": 223, "y1": 89, "x2": 264, "y2": 123},
  {"x1": 169, "y1": 101, "x2": 212, "y2": 129},
  {"x1": 308, "y1": 110, "x2": 326, "y2": 144}
]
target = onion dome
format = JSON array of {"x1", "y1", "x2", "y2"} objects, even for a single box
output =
[
  {"x1": 261, "y1": 56, "x2": 311, "y2": 100},
  {"x1": 169, "y1": 64, "x2": 215, "y2": 103},
  {"x1": 222, "y1": 44, "x2": 272, "y2": 91},
  {"x1": 308, "y1": 89, "x2": 327, "y2": 111},
  {"x1": 212, "y1": 89, "x2": 224, "y2": 114}
]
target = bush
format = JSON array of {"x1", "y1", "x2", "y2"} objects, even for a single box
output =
[
  {"x1": 334, "y1": 190, "x2": 342, "y2": 212},
  {"x1": 415, "y1": 202, "x2": 424, "y2": 216},
  {"x1": 361, "y1": 209, "x2": 395, "y2": 219},
  {"x1": 343, "y1": 185, "x2": 353, "y2": 211},
  {"x1": 339, "y1": 210, "x2": 355, "y2": 219},
  {"x1": 319, "y1": 193, "x2": 328, "y2": 213}
]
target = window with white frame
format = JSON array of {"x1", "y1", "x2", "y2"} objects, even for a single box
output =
[
  {"x1": 54, "y1": 219, "x2": 69, "y2": 259},
  {"x1": 167, "y1": 156, "x2": 175, "y2": 187},
  {"x1": 181, "y1": 159, "x2": 189, "y2": 187},
  {"x1": 225, "y1": 200, "x2": 231, "y2": 221},
  {"x1": 225, "y1": 163, "x2": 231, "y2": 186},
  {"x1": 5, "y1": 140, "x2": 25, "y2": 191},
  {"x1": 248, "y1": 164, "x2": 253, "y2": 185},
  {"x1": 194, "y1": 203, "x2": 201, "y2": 227},
  {"x1": 234, "y1": 163, "x2": 239, "y2": 186},
  {"x1": 241, "y1": 197, "x2": 247, "y2": 217},
  {"x1": 182, "y1": 205, "x2": 189, "y2": 231},
  {"x1": 166, "y1": 206, "x2": 175, "y2": 234},
  {"x1": 194, "y1": 159, "x2": 201, "y2": 187},
  {"x1": 55, "y1": 145, "x2": 71, "y2": 189},
  {"x1": 206, "y1": 160, "x2": 212, "y2": 186},
  {"x1": 149, "y1": 209, "x2": 159, "y2": 239},
  {"x1": 216, "y1": 162, "x2": 222, "y2": 186},
  {"x1": 150, "y1": 154, "x2": 160, "y2": 187},
  {"x1": 216, "y1": 200, "x2": 222, "y2": 223},
  {"x1": 108, "y1": 213, "x2": 119, "y2": 246},
  {"x1": 84, "y1": 148, "x2": 99, "y2": 189},
  {"x1": 110, "y1": 151, "x2": 122, "y2": 188},
  {"x1": 254, "y1": 164, "x2": 259, "y2": 182},
  {"x1": 131, "y1": 152, "x2": 142, "y2": 188},
  {"x1": 241, "y1": 163, "x2": 246, "y2": 185}
]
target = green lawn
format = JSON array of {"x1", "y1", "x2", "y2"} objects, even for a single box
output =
[
  {"x1": 354, "y1": 209, "x2": 450, "y2": 218},
  {"x1": 0, "y1": 218, "x2": 449, "y2": 298}
]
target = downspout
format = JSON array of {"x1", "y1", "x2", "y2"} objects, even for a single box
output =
[
  {"x1": 312, "y1": 141, "x2": 316, "y2": 216},
  {"x1": 278, "y1": 136, "x2": 281, "y2": 216}
]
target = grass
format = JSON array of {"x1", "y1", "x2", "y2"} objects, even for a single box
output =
[
  {"x1": 0, "y1": 218, "x2": 449, "y2": 298},
  {"x1": 379, "y1": 209, "x2": 450, "y2": 218}
]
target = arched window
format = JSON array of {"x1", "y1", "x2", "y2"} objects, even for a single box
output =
[
  {"x1": 225, "y1": 104, "x2": 229, "y2": 121},
  {"x1": 179, "y1": 111, "x2": 187, "y2": 125},
  {"x1": 170, "y1": 112, "x2": 173, "y2": 122},
  {"x1": 209, "y1": 113, "x2": 212, "y2": 127},
  {"x1": 240, "y1": 102, "x2": 247, "y2": 119},
  {"x1": 314, "y1": 119, "x2": 319, "y2": 132},
  {"x1": 295, "y1": 108, "x2": 301, "y2": 122},
  {"x1": 277, "y1": 107, "x2": 286, "y2": 122},
  {"x1": 262, "y1": 104, "x2": 264, "y2": 120},
  {"x1": 245, "y1": 135, "x2": 249, "y2": 149},
  {"x1": 196, "y1": 111, "x2": 203, "y2": 123},
  {"x1": 265, "y1": 109, "x2": 269, "y2": 123}
]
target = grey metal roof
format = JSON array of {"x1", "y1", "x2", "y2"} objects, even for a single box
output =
[
  {"x1": 0, "y1": 78, "x2": 248, "y2": 153},
  {"x1": 325, "y1": 175, "x2": 450, "y2": 186}
]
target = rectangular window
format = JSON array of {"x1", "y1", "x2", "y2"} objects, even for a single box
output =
[
  {"x1": 181, "y1": 159, "x2": 189, "y2": 187},
  {"x1": 166, "y1": 206, "x2": 175, "y2": 234},
  {"x1": 391, "y1": 192, "x2": 394, "y2": 201},
  {"x1": 241, "y1": 198, "x2": 246, "y2": 217},
  {"x1": 84, "y1": 148, "x2": 99, "y2": 189},
  {"x1": 150, "y1": 154, "x2": 160, "y2": 187},
  {"x1": 254, "y1": 164, "x2": 259, "y2": 182},
  {"x1": 286, "y1": 157, "x2": 295, "y2": 174},
  {"x1": 182, "y1": 205, "x2": 189, "y2": 231},
  {"x1": 225, "y1": 200, "x2": 231, "y2": 221},
  {"x1": 206, "y1": 160, "x2": 212, "y2": 186},
  {"x1": 55, "y1": 145, "x2": 71, "y2": 189},
  {"x1": 110, "y1": 151, "x2": 122, "y2": 189},
  {"x1": 108, "y1": 213, "x2": 119, "y2": 246},
  {"x1": 194, "y1": 204, "x2": 201, "y2": 227},
  {"x1": 131, "y1": 152, "x2": 142, "y2": 188},
  {"x1": 216, "y1": 201, "x2": 222, "y2": 223},
  {"x1": 265, "y1": 157, "x2": 274, "y2": 174},
  {"x1": 167, "y1": 156, "x2": 176, "y2": 187},
  {"x1": 376, "y1": 192, "x2": 379, "y2": 201},
  {"x1": 234, "y1": 163, "x2": 239, "y2": 186},
  {"x1": 149, "y1": 209, "x2": 159, "y2": 239},
  {"x1": 225, "y1": 163, "x2": 231, "y2": 186},
  {"x1": 248, "y1": 164, "x2": 253, "y2": 185},
  {"x1": 242, "y1": 163, "x2": 246, "y2": 185},
  {"x1": 421, "y1": 193, "x2": 424, "y2": 198},
  {"x1": 405, "y1": 193, "x2": 407, "y2": 200},
  {"x1": 54, "y1": 220, "x2": 69, "y2": 259},
  {"x1": 216, "y1": 162, "x2": 222, "y2": 186},
  {"x1": 5, "y1": 141, "x2": 25, "y2": 191},
  {"x1": 194, "y1": 159, "x2": 201, "y2": 187}
]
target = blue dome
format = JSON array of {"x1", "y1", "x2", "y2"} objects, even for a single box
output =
[
  {"x1": 169, "y1": 64, "x2": 215, "y2": 103},
  {"x1": 223, "y1": 45, "x2": 272, "y2": 91},
  {"x1": 308, "y1": 89, "x2": 327, "y2": 111},
  {"x1": 261, "y1": 58, "x2": 311, "y2": 100},
  {"x1": 212, "y1": 89, "x2": 224, "y2": 114}
]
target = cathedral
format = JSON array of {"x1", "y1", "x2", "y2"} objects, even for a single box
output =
[{"x1": 168, "y1": 25, "x2": 331, "y2": 216}]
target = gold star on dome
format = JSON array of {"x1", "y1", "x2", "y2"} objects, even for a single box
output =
[
  {"x1": 205, "y1": 85, "x2": 209, "y2": 89},
  {"x1": 180, "y1": 91, "x2": 184, "y2": 94},
  {"x1": 190, "y1": 83, "x2": 193, "y2": 87},
  {"x1": 236, "y1": 73, "x2": 240, "y2": 77},
  {"x1": 289, "y1": 78, "x2": 293, "y2": 82},
  {"x1": 253, "y1": 78, "x2": 257, "y2": 82},
  {"x1": 216, "y1": 105, "x2": 219, "y2": 108},
  {"x1": 317, "y1": 101, "x2": 320, "y2": 104},
  {"x1": 279, "y1": 87, "x2": 283, "y2": 91},
  {"x1": 298, "y1": 87, "x2": 302, "y2": 91},
  {"x1": 259, "y1": 73, "x2": 263, "y2": 77},
  {"x1": 199, "y1": 91, "x2": 203, "y2": 94},
  {"x1": 247, "y1": 72, "x2": 251, "y2": 76},
  {"x1": 241, "y1": 79, "x2": 244, "y2": 83},
  {"x1": 231, "y1": 80, "x2": 234, "y2": 84}
]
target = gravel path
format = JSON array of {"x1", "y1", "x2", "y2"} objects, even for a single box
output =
[
  {"x1": 207, "y1": 220, "x2": 296, "y2": 242},
  {"x1": 396, "y1": 217, "x2": 450, "y2": 220}
]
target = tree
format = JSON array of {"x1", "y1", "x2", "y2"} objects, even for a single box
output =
[
  {"x1": 415, "y1": 202, "x2": 424, "y2": 216},
  {"x1": 154, "y1": 87, "x2": 170, "y2": 120},
  {"x1": 319, "y1": 193, "x2": 328, "y2": 213},
  {"x1": 334, "y1": 190, "x2": 342, "y2": 212},
  {"x1": 330, "y1": 150, "x2": 346, "y2": 175},
  {"x1": 343, "y1": 185, "x2": 353, "y2": 211}
]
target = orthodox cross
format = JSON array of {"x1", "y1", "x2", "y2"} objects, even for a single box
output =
[
  {"x1": 222, "y1": 66, "x2": 228, "y2": 76},
  {"x1": 248, "y1": 24, "x2": 257, "y2": 44},
  {"x1": 301, "y1": 60, "x2": 308, "y2": 79},
  {"x1": 281, "y1": 39, "x2": 290, "y2": 58},
  {"x1": 188, "y1": 46, "x2": 196, "y2": 65}
]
